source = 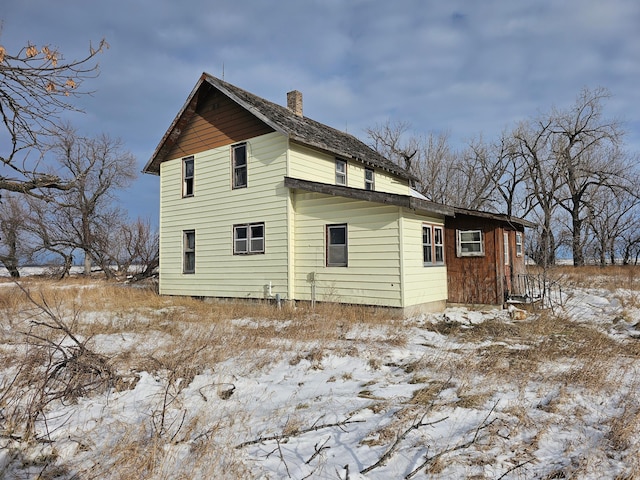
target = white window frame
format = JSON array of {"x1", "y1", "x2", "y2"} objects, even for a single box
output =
[
  {"x1": 183, "y1": 230, "x2": 195, "y2": 274},
  {"x1": 182, "y1": 156, "x2": 194, "y2": 197},
  {"x1": 423, "y1": 224, "x2": 445, "y2": 266},
  {"x1": 326, "y1": 224, "x2": 348, "y2": 267},
  {"x1": 434, "y1": 226, "x2": 444, "y2": 264},
  {"x1": 335, "y1": 159, "x2": 347, "y2": 186},
  {"x1": 365, "y1": 167, "x2": 375, "y2": 191},
  {"x1": 456, "y1": 229, "x2": 485, "y2": 257},
  {"x1": 232, "y1": 143, "x2": 247, "y2": 189},
  {"x1": 516, "y1": 232, "x2": 523, "y2": 257},
  {"x1": 233, "y1": 222, "x2": 265, "y2": 255},
  {"x1": 423, "y1": 225, "x2": 432, "y2": 264}
]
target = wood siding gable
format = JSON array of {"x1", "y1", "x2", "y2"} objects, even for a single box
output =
[{"x1": 166, "y1": 86, "x2": 274, "y2": 162}]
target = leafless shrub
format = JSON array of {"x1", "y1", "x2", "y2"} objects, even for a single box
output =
[{"x1": 0, "y1": 283, "x2": 117, "y2": 441}]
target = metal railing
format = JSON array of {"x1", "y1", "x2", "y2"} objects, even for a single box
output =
[{"x1": 509, "y1": 274, "x2": 564, "y2": 311}]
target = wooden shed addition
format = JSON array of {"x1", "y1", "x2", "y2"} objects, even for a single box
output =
[{"x1": 445, "y1": 209, "x2": 533, "y2": 306}]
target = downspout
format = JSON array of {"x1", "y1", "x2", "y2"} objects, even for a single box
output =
[{"x1": 286, "y1": 139, "x2": 295, "y2": 302}]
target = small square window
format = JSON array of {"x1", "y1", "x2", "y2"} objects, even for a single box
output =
[
  {"x1": 457, "y1": 230, "x2": 484, "y2": 257},
  {"x1": 234, "y1": 223, "x2": 265, "y2": 254},
  {"x1": 232, "y1": 143, "x2": 247, "y2": 189},
  {"x1": 183, "y1": 157, "x2": 194, "y2": 197},
  {"x1": 365, "y1": 168, "x2": 375, "y2": 191},
  {"x1": 327, "y1": 224, "x2": 347, "y2": 267},
  {"x1": 335, "y1": 159, "x2": 346, "y2": 186},
  {"x1": 183, "y1": 230, "x2": 195, "y2": 273}
]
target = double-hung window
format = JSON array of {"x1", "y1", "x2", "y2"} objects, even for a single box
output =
[
  {"x1": 232, "y1": 143, "x2": 247, "y2": 189},
  {"x1": 183, "y1": 230, "x2": 195, "y2": 273},
  {"x1": 335, "y1": 159, "x2": 347, "y2": 186},
  {"x1": 233, "y1": 223, "x2": 265, "y2": 254},
  {"x1": 457, "y1": 230, "x2": 484, "y2": 257},
  {"x1": 365, "y1": 168, "x2": 375, "y2": 190},
  {"x1": 326, "y1": 224, "x2": 348, "y2": 267},
  {"x1": 183, "y1": 156, "x2": 194, "y2": 197},
  {"x1": 423, "y1": 224, "x2": 444, "y2": 265}
]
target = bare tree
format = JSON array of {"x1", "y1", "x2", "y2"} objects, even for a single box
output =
[
  {"x1": 91, "y1": 217, "x2": 158, "y2": 279},
  {"x1": 587, "y1": 187, "x2": 640, "y2": 266},
  {"x1": 0, "y1": 194, "x2": 35, "y2": 277},
  {"x1": 0, "y1": 37, "x2": 108, "y2": 194},
  {"x1": 124, "y1": 218, "x2": 159, "y2": 280},
  {"x1": 618, "y1": 212, "x2": 640, "y2": 265},
  {"x1": 366, "y1": 120, "x2": 419, "y2": 174},
  {"x1": 550, "y1": 87, "x2": 630, "y2": 266},
  {"x1": 512, "y1": 119, "x2": 562, "y2": 267},
  {"x1": 30, "y1": 125, "x2": 137, "y2": 276},
  {"x1": 366, "y1": 121, "x2": 498, "y2": 209},
  {"x1": 410, "y1": 131, "x2": 458, "y2": 204}
]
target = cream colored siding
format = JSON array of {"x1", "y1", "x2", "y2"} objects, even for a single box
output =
[
  {"x1": 292, "y1": 191, "x2": 403, "y2": 307},
  {"x1": 400, "y1": 209, "x2": 448, "y2": 306},
  {"x1": 159, "y1": 132, "x2": 289, "y2": 298},
  {"x1": 289, "y1": 142, "x2": 410, "y2": 195}
]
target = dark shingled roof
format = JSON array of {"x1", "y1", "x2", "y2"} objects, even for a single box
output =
[
  {"x1": 451, "y1": 207, "x2": 535, "y2": 228},
  {"x1": 144, "y1": 73, "x2": 415, "y2": 181}
]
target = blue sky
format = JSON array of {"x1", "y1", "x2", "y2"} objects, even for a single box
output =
[{"x1": 2, "y1": 0, "x2": 639, "y2": 225}]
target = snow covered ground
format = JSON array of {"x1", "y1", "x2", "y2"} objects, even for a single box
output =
[{"x1": 1, "y1": 274, "x2": 640, "y2": 479}]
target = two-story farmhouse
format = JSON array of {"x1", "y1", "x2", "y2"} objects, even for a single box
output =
[{"x1": 144, "y1": 73, "x2": 531, "y2": 313}]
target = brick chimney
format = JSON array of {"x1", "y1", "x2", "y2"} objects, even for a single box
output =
[{"x1": 287, "y1": 90, "x2": 303, "y2": 117}]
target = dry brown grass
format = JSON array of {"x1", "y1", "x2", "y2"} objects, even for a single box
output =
[
  {"x1": 536, "y1": 265, "x2": 640, "y2": 291},
  {"x1": 0, "y1": 277, "x2": 407, "y2": 393}
]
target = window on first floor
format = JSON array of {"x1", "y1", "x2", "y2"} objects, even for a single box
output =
[
  {"x1": 183, "y1": 230, "x2": 195, "y2": 273},
  {"x1": 365, "y1": 167, "x2": 375, "y2": 190},
  {"x1": 232, "y1": 143, "x2": 247, "y2": 189},
  {"x1": 456, "y1": 229, "x2": 484, "y2": 257},
  {"x1": 233, "y1": 222, "x2": 265, "y2": 254},
  {"x1": 423, "y1": 224, "x2": 445, "y2": 265},
  {"x1": 516, "y1": 232, "x2": 523, "y2": 257},
  {"x1": 182, "y1": 156, "x2": 194, "y2": 197},
  {"x1": 326, "y1": 224, "x2": 348, "y2": 267},
  {"x1": 335, "y1": 159, "x2": 347, "y2": 186}
]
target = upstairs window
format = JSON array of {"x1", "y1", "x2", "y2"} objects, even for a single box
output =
[
  {"x1": 365, "y1": 168, "x2": 375, "y2": 191},
  {"x1": 335, "y1": 159, "x2": 347, "y2": 186},
  {"x1": 327, "y1": 224, "x2": 348, "y2": 267},
  {"x1": 423, "y1": 224, "x2": 444, "y2": 265},
  {"x1": 456, "y1": 230, "x2": 484, "y2": 257},
  {"x1": 516, "y1": 232, "x2": 523, "y2": 257},
  {"x1": 183, "y1": 156, "x2": 194, "y2": 197},
  {"x1": 232, "y1": 143, "x2": 247, "y2": 189},
  {"x1": 234, "y1": 222, "x2": 265, "y2": 254},
  {"x1": 183, "y1": 230, "x2": 195, "y2": 273}
]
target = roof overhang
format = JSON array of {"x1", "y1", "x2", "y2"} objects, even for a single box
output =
[
  {"x1": 284, "y1": 176, "x2": 454, "y2": 217},
  {"x1": 451, "y1": 207, "x2": 536, "y2": 229}
]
